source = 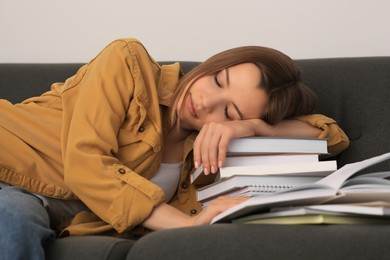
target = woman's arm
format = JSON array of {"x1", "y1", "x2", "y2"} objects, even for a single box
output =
[
  {"x1": 62, "y1": 39, "x2": 166, "y2": 233},
  {"x1": 294, "y1": 114, "x2": 350, "y2": 156},
  {"x1": 193, "y1": 114, "x2": 349, "y2": 174},
  {"x1": 251, "y1": 118, "x2": 322, "y2": 138},
  {"x1": 143, "y1": 197, "x2": 248, "y2": 230}
]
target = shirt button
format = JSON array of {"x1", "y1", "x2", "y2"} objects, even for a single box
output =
[
  {"x1": 118, "y1": 168, "x2": 126, "y2": 174},
  {"x1": 138, "y1": 126, "x2": 145, "y2": 133},
  {"x1": 190, "y1": 209, "x2": 197, "y2": 215},
  {"x1": 181, "y1": 182, "x2": 188, "y2": 189}
]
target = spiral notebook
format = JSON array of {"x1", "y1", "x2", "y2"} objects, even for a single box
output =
[
  {"x1": 197, "y1": 174, "x2": 322, "y2": 202},
  {"x1": 201, "y1": 185, "x2": 294, "y2": 208}
]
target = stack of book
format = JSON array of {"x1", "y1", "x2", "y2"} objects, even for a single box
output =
[
  {"x1": 211, "y1": 152, "x2": 390, "y2": 225},
  {"x1": 190, "y1": 137, "x2": 338, "y2": 207}
]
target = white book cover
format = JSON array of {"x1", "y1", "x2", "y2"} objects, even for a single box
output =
[
  {"x1": 191, "y1": 154, "x2": 319, "y2": 185},
  {"x1": 227, "y1": 136, "x2": 328, "y2": 155},
  {"x1": 219, "y1": 160, "x2": 337, "y2": 179}
]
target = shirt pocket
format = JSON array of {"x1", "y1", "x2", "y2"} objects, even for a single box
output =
[{"x1": 117, "y1": 100, "x2": 162, "y2": 168}]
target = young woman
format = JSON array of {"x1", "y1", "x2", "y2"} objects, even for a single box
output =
[{"x1": 0, "y1": 38, "x2": 349, "y2": 258}]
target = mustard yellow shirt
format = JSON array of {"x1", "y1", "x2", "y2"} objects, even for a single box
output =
[{"x1": 0, "y1": 38, "x2": 349, "y2": 236}]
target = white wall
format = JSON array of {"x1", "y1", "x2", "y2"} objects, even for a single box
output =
[{"x1": 1, "y1": 0, "x2": 389, "y2": 63}]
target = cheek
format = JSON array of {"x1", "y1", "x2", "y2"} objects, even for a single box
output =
[
  {"x1": 190, "y1": 77, "x2": 210, "y2": 94},
  {"x1": 203, "y1": 114, "x2": 226, "y2": 125}
]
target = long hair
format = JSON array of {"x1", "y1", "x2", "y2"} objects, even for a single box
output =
[{"x1": 170, "y1": 46, "x2": 318, "y2": 125}]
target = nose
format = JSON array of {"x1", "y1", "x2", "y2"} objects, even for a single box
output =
[{"x1": 199, "y1": 90, "x2": 225, "y2": 114}]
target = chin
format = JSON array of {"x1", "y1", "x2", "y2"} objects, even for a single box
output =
[
  {"x1": 179, "y1": 118, "x2": 199, "y2": 131},
  {"x1": 179, "y1": 121, "x2": 196, "y2": 131}
]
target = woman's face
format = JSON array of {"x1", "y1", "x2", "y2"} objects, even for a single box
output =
[{"x1": 177, "y1": 63, "x2": 268, "y2": 131}]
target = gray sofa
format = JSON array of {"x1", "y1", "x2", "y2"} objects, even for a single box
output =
[{"x1": 1, "y1": 57, "x2": 389, "y2": 259}]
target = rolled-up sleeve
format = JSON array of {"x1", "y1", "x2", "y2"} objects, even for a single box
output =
[
  {"x1": 61, "y1": 39, "x2": 164, "y2": 232},
  {"x1": 296, "y1": 114, "x2": 350, "y2": 157}
]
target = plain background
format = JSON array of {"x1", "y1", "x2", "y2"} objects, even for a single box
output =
[{"x1": 1, "y1": 0, "x2": 389, "y2": 63}]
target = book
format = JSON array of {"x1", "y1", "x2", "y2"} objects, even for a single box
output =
[
  {"x1": 197, "y1": 175, "x2": 323, "y2": 202},
  {"x1": 226, "y1": 136, "x2": 328, "y2": 155},
  {"x1": 223, "y1": 154, "x2": 319, "y2": 167},
  {"x1": 323, "y1": 171, "x2": 390, "y2": 204},
  {"x1": 306, "y1": 203, "x2": 390, "y2": 216},
  {"x1": 211, "y1": 152, "x2": 390, "y2": 224},
  {"x1": 193, "y1": 160, "x2": 336, "y2": 186},
  {"x1": 191, "y1": 153, "x2": 320, "y2": 185},
  {"x1": 218, "y1": 160, "x2": 337, "y2": 179},
  {"x1": 232, "y1": 214, "x2": 390, "y2": 225},
  {"x1": 233, "y1": 201, "x2": 390, "y2": 224}
]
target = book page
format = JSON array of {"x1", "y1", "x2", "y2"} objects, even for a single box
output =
[
  {"x1": 307, "y1": 204, "x2": 390, "y2": 216},
  {"x1": 317, "y1": 152, "x2": 390, "y2": 190},
  {"x1": 341, "y1": 177, "x2": 390, "y2": 190},
  {"x1": 211, "y1": 184, "x2": 335, "y2": 223}
]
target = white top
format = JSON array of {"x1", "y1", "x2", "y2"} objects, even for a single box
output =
[{"x1": 150, "y1": 162, "x2": 182, "y2": 202}]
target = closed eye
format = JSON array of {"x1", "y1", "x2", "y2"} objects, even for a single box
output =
[
  {"x1": 224, "y1": 107, "x2": 231, "y2": 120},
  {"x1": 214, "y1": 73, "x2": 221, "y2": 87},
  {"x1": 214, "y1": 72, "x2": 231, "y2": 119},
  {"x1": 214, "y1": 71, "x2": 233, "y2": 120}
]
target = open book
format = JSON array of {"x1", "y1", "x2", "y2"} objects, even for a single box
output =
[{"x1": 211, "y1": 152, "x2": 390, "y2": 224}]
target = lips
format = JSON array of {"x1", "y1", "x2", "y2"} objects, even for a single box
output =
[{"x1": 188, "y1": 94, "x2": 198, "y2": 118}]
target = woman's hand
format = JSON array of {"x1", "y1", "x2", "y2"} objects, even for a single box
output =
[
  {"x1": 193, "y1": 118, "x2": 323, "y2": 175},
  {"x1": 193, "y1": 119, "x2": 259, "y2": 175},
  {"x1": 190, "y1": 196, "x2": 250, "y2": 226},
  {"x1": 142, "y1": 196, "x2": 249, "y2": 230}
]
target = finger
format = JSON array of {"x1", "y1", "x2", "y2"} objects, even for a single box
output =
[
  {"x1": 205, "y1": 196, "x2": 249, "y2": 215},
  {"x1": 200, "y1": 127, "x2": 214, "y2": 175},
  {"x1": 194, "y1": 196, "x2": 249, "y2": 225},
  {"x1": 207, "y1": 131, "x2": 222, "y2": 174},
  {"x1": 212, "y1": 195, "x2": 250, "y2": 204},
  {"x1": 193, "y1": 124, "x2": 207, "y2": 169},
  {"x1": 217, "y1": 133, "x2": 230, "y2": 168}
]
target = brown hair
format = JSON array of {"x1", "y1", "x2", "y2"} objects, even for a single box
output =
[{"x1": 171, "y1": 46, "x2": 318, "y2": 125}]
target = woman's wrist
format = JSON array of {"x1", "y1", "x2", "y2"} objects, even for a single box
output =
[
  {"x1": 142, "y1": 203, "x2": 194, "y2": 230},
  {"x1": 246, "y1": 118, "x2": 275, "y2": 136},
  {"x1": 248, "y1": 118, "x2": 321, "y2": 138}
]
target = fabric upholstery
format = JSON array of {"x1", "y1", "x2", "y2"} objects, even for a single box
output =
[
  {"x1": 45, "y1": 236, "x2": 135, "y2": 260},
  {"x1": 127, "y1": 224, "x2": 390, "y2": 260},
  {"x1": 1, "y1": 57, "x2": 389, "y2": 259}
]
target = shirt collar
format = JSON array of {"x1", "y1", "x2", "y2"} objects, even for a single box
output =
[{"x1": 157, "y1": 62, "x2": 182, "y2": 107}]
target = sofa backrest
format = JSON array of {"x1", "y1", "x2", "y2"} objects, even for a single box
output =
[
  {"x1": 296, "y1": 57, "x2": 390, "y2": 172},
  {"x1": 0, "y1": 63, "x2": 82, "y2": 103},
  {"x1": 1, "y1": 57, "x2": 389, "y2": 172}
]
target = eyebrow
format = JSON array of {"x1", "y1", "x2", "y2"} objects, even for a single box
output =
[{"x1": 226, "y1": 68, "x2": 243, "y2": 120}]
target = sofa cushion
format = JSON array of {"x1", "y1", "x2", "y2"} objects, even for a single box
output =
[
  {"x1": 127, "y1": 224, "x2": 390, "y2": 260},
  {"x1": 45, "y1": 236, "x2": 135, "y2": 260}
]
